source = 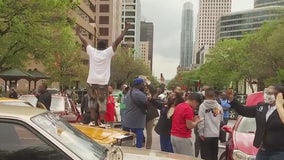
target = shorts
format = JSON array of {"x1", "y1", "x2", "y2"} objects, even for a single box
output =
[{"x1": 87, "y1": 84, "x2": 108, "y2": 113}]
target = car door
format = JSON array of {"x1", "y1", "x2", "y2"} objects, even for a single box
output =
[{"x1": 0, "y1": 119, "x2": 72, "y2": 160}]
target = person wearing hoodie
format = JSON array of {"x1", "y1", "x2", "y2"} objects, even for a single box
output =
[{"x1": 198, "y1": 88, "x2": 223, "y2": 160}]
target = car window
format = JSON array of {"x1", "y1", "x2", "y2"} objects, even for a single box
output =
[
  {"x1": 237, "y1": 117, "x2": 256, "y2": 133},
  {"x1": 32, "y1": 112, "x2": 107, "y2": 160},
  {"x1": 0, "y1": 122, "x2": 69, "y2": 160}
]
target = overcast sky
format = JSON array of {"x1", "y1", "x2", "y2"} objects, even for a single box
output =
[{"x1": 140, "y1": 0, "x2": 254, "y2": 80}]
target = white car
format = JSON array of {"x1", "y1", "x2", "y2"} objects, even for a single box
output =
[{"x1": 0, "y1": 104, "x2": 195, "y2": 160}]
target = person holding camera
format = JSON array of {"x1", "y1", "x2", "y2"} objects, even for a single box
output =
[{"x1": 227, "y1": 85, "x2": 284, "y2": 160}]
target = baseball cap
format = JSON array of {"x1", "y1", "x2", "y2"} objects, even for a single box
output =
[{"x1": 133, "y1": 78, "x2": 145, "y2": 86}]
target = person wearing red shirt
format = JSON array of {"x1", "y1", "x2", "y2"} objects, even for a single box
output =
[
  {"x1": 171, "y1": 93, "x2": 203, "y2": 156},
  {"x1": 105, "y1": 86, "x2": 116, "y2": 127}
]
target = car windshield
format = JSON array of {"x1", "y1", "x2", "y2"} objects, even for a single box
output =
[
  {"x1": 31, "y1": 112, "x2": 107, "y2": 160},
  {"x1": 237, "y1": 117, "x2": 256, "y2": 133}
]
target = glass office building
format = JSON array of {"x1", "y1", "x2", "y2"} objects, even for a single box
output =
[
  {"x1": 255, "y1": 0, "x2": 284, "y2": 8},
  {"x1": 216, "y1": 6, "x2": 284, "y2": 41},
  {"x1": 180, "y1": 2, "x2": 194, "y2": 68}
]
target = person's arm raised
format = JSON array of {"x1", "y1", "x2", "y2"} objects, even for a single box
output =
[
  {"x1": 75, "y1": 25, "x2": 88, "y2": 49},
  {"x1": 112, "y1": 22, "x2": 131, "y2": 52},
  {"x1": 276, "y1": 93, "x2": 284, "y2": 124},
  {"x1": 226, "y1": 89, "x2": 257, "y2": 117}
]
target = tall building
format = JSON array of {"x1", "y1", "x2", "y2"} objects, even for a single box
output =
[
  {"x1": 140, "y1": 41, "x2": 151, "y2": 68},
  {"x1": 122, "y1": 0, "x2": 141, "y2": 57},
  {"x1": 255, "y1": 0, "x2": 284, "y2": 8},
  {"x1": 194, "y1": 0, "x2": 232, "y2": 64},
  {"x1": 179, "y1": 2, "x2": 194, "y2": 70},
  {"x1": 216, "y1": 6, "x2": 284, "y2": 41},
  {"x1": 74, "y1": 0, "x2": 97, "y2": 47},
  {"x1": 92, "y1": 0, "x2": 122, "y2": 47},
  {"x1": 140, "y1": 21, "x2": 154, "y2": 72}
]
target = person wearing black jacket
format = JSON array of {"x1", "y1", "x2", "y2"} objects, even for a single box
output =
[
  {"x1": 227, "y1": 85, "x2": 284, "y2": 160},
  {"x1": 154, "y1": 91, "x2": 184, "y2": 153},
  {"x1": 36, "y1": 83, "x2": 51, "y2": 111}
]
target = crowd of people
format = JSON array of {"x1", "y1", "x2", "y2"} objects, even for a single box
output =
[{"x1": 75, "y1": 21, "x2": 284, "y2": 160}]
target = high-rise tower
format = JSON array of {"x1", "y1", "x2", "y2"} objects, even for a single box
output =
[
  {"x1": 194, "y1": 0, "x2": 232, "y2": 64},
  {"x1": 122, "y1": 0, "x2": 141, "y2": 57},
  {"x1": 179, "y1": 2, "x2": 194, "y2": 69}
]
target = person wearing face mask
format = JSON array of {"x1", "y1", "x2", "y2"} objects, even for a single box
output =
[{"x1": 227, "y1": 85, "x2": 284, "y2": 160}]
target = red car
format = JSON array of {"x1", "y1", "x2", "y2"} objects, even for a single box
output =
[
  {"x1": 220, "y1": 116, "x2": 257, "y2": 160},
  {"x1": 219, "y1": 92, "x2": 264, "y2": 160}
]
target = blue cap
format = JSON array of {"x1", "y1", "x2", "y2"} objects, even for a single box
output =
[{"x1": 133, "y1": 78, "x2": 145, "y2": 86}]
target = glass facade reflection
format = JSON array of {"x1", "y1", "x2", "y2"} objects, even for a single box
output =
[
  {"x1": 216, "y1": 6, "x2": 284, "y2": 41},
  {"x1": 255, "y1": 0, "x2": 284, "y2": 8}
]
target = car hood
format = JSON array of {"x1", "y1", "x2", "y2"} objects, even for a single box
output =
[
  {"x1": 120, "y1": 147, "x2": 195, "y2": 160},
  {"x1": 235, "y1": 132, "x2": 258, "y2": 155}
]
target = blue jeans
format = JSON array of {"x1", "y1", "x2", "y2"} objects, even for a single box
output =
[
  {"x1": 127, "y1": 128, "x2": 144, "y2": 148},
  {"x1": 256, "y1": 149, "x2": 284, "y2": 160},
  {"x1": 160, "y1": 135, "x2": 173, "y2": 153}
]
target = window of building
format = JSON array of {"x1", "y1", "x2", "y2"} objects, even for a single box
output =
[
  {"x1": 99, "y1": 28, "x2": 109, "y2": 36},
  {"x1": 100, "y1": 4, "x2": 109, "y2": 12},
  {"x1": 99, "y1": 16, "x2": 109, "y2": 24},
  {"x1": 125, "y1": 37, "x2": 135, "y2": 42},
  {"x1": 98, "y1": 39, "x2": 109, "y2": 46},
  {"x1": 126, "y1": 31, "x2": 135, "y2": 35}
]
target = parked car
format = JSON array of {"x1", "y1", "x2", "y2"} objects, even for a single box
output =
[
  {"x1": 0, "y1": 104, "x2": 195, "y2": 160},
  {"x1": 19, "y1": 94, "x2": 81, "y2": 123},
  {"x1": 220, "y1": 116, "x2": 257, "y2": 160}
]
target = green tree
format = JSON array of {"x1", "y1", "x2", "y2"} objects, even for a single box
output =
[
  {"x1": 192, "y1": 17, "x2": 284, "y2": 92},
  {"x1": 110, "y1": 47, "x2": 152, "y2": 88},
  {"x1": 0, "y1": 0, "x2": 78, "y2": 70}
]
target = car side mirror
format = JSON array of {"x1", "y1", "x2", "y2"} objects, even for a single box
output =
[{"x1": 222, "y1": 125, "x2": 232, "y2": 133}]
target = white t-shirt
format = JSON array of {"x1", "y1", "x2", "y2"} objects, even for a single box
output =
[{"x1": 86, "y1": 45, "x2": 115, "y2": 85}]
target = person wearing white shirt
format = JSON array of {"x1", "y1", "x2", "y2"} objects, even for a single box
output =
[{"x1": 75, "y1": 22, "x2": 131, "y2": 125}]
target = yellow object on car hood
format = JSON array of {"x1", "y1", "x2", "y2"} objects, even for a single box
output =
[{"x1": 72, "y1": 124, "x2": 133, "y2": 144}]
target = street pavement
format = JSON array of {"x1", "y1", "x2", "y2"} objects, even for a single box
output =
[{"x1": 148, "y1": 119, "x2": 236, "y2": 159}]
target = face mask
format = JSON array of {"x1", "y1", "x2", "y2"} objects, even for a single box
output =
[{"x1": 263, "y1": 93, "x2": 275, "y2": 104}]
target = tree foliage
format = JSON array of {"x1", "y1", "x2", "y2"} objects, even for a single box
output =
[
  {"x1": 194, "y1": 18, "x2": 284, "y2": 91},
  {"x1": 0, "y1": 0, "x2": 79, "y2": 70},
  {"x1": 110, "y1": 47, "x2": 153, "y2": 88},
  {"x1": 168, "y1": 18, "x2": 284, "y2": 92}
]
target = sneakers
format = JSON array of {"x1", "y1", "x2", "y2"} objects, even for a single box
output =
[{"x1": 88, "y1": 121, "x2": 96, "y2": 126}]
